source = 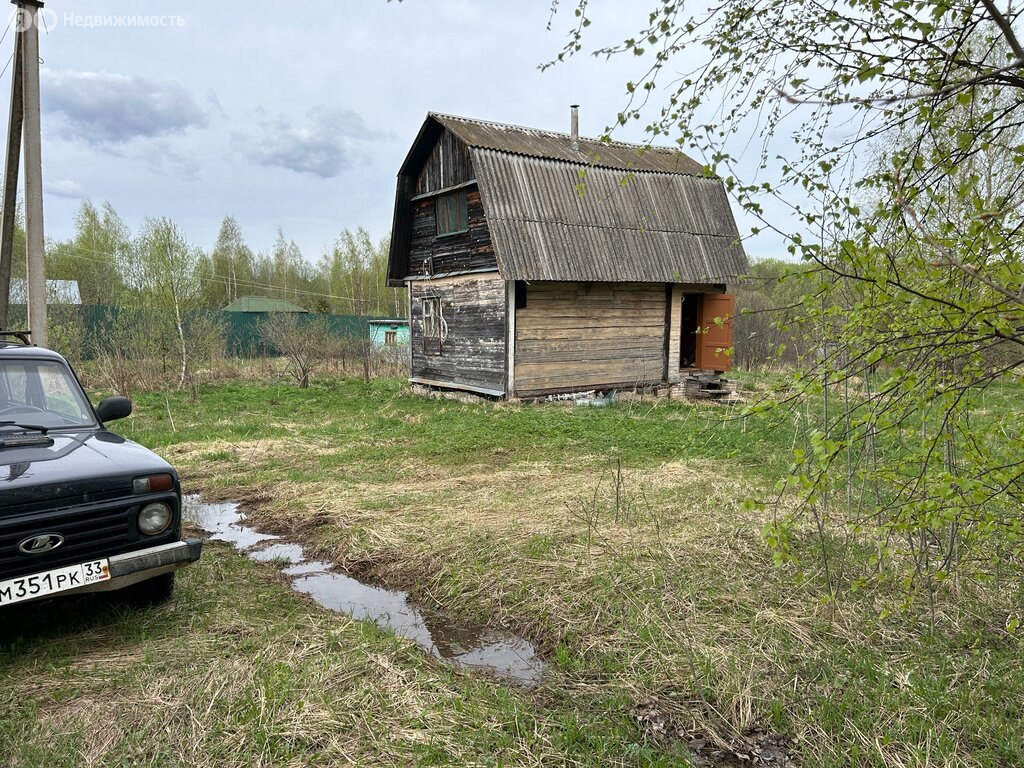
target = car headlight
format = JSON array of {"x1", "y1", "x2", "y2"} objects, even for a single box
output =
[{"x1": 138, "y1": 502, "x2": 172, "y2": 535}]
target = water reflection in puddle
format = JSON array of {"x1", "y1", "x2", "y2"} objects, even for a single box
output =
[
  {"x1": 249, "y1": 543, "x2": 305, "y2": 564},
  {"x1": 183, "y1": 498, "x2": 546, "y2": 685}
]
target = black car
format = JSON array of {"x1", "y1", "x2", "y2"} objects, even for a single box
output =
[{"x1": 0, "y1": 331, "x2": 201, "y2": 608}]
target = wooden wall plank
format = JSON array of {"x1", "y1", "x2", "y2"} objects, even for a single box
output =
[
  {"x1": 513, "y1": 281, "x2": 668, "y2": 394},
  {"x1": 505, "y1": 280, "x2": 515, "y2": 395},
  {"x1": 416, "y1": 129, "x2": 474, "y2": 195},
  {"x1": 515, "y1": 348, "x2": 663, "y2": 364},
  {"x1": 406, "y1": 187, "x2": 498, "y2": 277},
  {"x1": 668, "y1": 284, "x2": 683, "y2": 384},
  {"x1": 516, "y1": 337, "x2": 663, "y2": 354},
  {"x1": 517, "y1": 311, "x2": 665, "y2": 325},
  {"x1": 516, "y1": 328, "x2": 663, "y2": 343},
  {"x1": 410, "y1": 275, "x2": 507, "y2": 394}
]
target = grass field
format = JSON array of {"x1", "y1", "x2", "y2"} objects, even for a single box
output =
[{"x1": 2, "y1": 375, "x2": 1022, "y2": 767}]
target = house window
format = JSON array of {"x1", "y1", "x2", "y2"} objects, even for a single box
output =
[
  {"x1": 423, "y1": 298, "x2": 445, "y2": 338},
  {"x1": 435, "y1": 189, "x2": 468, "y2": 236},
  {"x1": 384, "y1": 330, "x2": 397, "y2": 346},
  {"x1": 422, "y1": 297, "x2": 447, "y2": 355}
]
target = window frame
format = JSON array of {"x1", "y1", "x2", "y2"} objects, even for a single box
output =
[
  {"x1": 421, "y1": 296, "x2": 446, "y2": 356},
  {"x1": 435, "y1": 189, "x2": 469, "y2": 237},
  {"x1": 422, "y1": 297, "x2": 443, "y2": 338}
]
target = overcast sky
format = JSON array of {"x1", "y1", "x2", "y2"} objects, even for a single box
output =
[{"x1": 1, "y1": 0, "x2": 788, "y2": 264}]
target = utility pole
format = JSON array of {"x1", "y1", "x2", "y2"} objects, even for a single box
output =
[
  {"x1": 0, "y1": 3, "x2": 25, "y2": 329},
  {"x1": 20, "y1": 0, "x2": 46, "y2": 347}
]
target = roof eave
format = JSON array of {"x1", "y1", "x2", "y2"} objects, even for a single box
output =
[{"x1": 396, "y1": 114, "x2": 445, "y2": 178}]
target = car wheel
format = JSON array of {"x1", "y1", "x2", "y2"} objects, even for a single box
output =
[{"x1": 121, "y1": 572, "x2": 176, "y2": 606}]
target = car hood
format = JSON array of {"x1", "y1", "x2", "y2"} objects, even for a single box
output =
[{"x1": 0, "y1": 429, "x2": 176, "y2": 509}]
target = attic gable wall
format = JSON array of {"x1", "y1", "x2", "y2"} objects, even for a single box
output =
[
  {"x1": 416, "y1": 128, "x2": 474, "y2": 195},
  {"x1": 406, "y1": 186, "x2": 497, "y2": 278},
  {"x1": 388, "y1": 113, "x2": 749, "y2": 287}
]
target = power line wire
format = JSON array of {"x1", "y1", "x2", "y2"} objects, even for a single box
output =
[
  {"x1": 0, "y1": 14, "x2": 13, "y2": 50},
  {"x1": 0, "y1": 51, "x2": 14, "y2": 81},
  {"x1": 51, "y1": 243, "x2": 394, "y2": 306}
]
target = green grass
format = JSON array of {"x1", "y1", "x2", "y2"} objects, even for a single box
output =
[
  {"x1": 115, "y1": 377, "x2": 791, "y2": 472},
  {"x1": 1, "y1": 546, "x2": 690, "y2": 767},
  {"x1": 3, "y1": 374, "x2": 1022, "y2": 767}
]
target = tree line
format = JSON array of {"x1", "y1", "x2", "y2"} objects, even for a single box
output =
[
  {"x1": 6, "y1": 200, "x2": 404, "y2": 317},
  {"x1": 4, "y1": 197, "x2": 826, "y2": 373},
  {"x1": 548, "y1": 0, "x2": 1024, "y2": 620}
]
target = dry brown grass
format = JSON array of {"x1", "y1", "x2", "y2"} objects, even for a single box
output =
[
  {"x1": 6, "y1": 544, "x2": 626, "y2": 767},
  {"x1": 159, "y1": 433, "x2": 826, "y2": 755},
  {"x1": 8, "y1": 374, "x2": 1019, "y2": 767}
]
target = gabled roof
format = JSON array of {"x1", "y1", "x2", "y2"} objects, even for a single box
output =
[
  {"x1": 474, "y1": 150, "x2": 746, "y2": 283},
  {"x1": 401, "y1": 112, "x2": 706, "y2": 177},
  {"x1": 223, "y1": 296, "x2": 307, "y2": 313},
  {"x1": 390, "y1": 113, "x2": 747, "y2": 285}
]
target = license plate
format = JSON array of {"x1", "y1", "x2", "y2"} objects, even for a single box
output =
[{"x1": 0, "y1": 559, "x2": 110, "y2": 607}]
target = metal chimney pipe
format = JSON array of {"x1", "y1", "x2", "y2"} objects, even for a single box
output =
[{"x1": 570, "y1": 104, "x2": 579, "y2": 151}]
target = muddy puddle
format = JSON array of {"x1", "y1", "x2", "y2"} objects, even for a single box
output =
[{"x1": 183, "y1": 498, "x2": 546, "y2": 685}]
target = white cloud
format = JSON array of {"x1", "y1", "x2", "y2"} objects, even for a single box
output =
[
  {"x1": 234, "y1": 106, "x2": 388, "y2": 179},
  {"x1": 45, "y1": 178, "x2": 83, "y2": 198},
  {"x1": 41, "y1": 69, "x2": 208, "y2": 146}
]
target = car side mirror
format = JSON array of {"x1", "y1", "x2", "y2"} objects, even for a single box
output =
[{"x1": 96, "y1": 396, "x2": 132, "y2": 423}]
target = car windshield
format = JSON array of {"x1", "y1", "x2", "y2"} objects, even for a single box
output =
[{"x1": 0, "y1": 358, "x2": 96, "y2": 429}]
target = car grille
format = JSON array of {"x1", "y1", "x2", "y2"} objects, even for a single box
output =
[{"x1": 0, "y1": 498, "x2": 176, "y2": 581}]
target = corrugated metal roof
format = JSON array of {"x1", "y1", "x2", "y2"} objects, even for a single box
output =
[
  {"x1": 431, "y1": 113, "x2": 705, "y2": 176},
  {"x1": 472, "y1": 150, "x2": 747, "y2": 283}
]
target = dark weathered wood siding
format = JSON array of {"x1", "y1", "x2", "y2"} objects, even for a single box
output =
[
  {"x1": 410, "y1": 275, "x2": 507, "y2": 394},
  {"x1": 513, "y1": 282, "x2": 667, "y2": 395},
  {"x1": 416, "y1": 129, "x2": 474, "y2": 195},
  {"x1": 405, "y1": 187, "x2": 497, "y2": 278}
]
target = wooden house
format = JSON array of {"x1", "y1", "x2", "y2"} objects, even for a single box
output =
[{"x1": 386, "y1": 111, "x2": 748, "y2": 399}]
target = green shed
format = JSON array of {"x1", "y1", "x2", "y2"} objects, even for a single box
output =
[
  {"x1": 223, "y1": 296, "x2": 308, "y2": 313},
  {"x1": 368, "y1": 319, "x2": 410, "y2": 348}
]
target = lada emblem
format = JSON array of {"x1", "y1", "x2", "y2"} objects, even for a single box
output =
[{"x1": 17, "y1": 533, "x2": 64, "y2": 554}]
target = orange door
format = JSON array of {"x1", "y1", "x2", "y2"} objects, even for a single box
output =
[{"x1": 695, "y1": 294, "x2": 735, "y2": 372}]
